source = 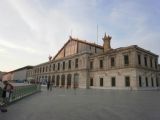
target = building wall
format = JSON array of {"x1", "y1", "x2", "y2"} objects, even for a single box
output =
[
  {"x1": 2, "y1": 67, "x2": 31, "y2": 82},
  {"x1": 0, "y1": 72, "x2": 6, "y2": 81},
  {"x1": 88, "y1": 46, "x2": 159, "y2": 90},
  {"x1": 135, "y1": 48, "x2": 158, "y2": 70},
  {"x1": 136, "y1": 69, "x2": 159, "y2": 89},
  {"x1": 12, "y1": 69, "x2": 27, "y2": 81},
  {"x1": 89, "y1": 68, "x2": 136, "y2": 89},
  {"x1": 2, "y1": 73, "x2": 12, "y2": 81},
  {"x1": 27, "y1": 52, "x2": 90, "y2": 88},
  {"x1": 26, "y1": 41, "x2": 159, "y2": 90}
]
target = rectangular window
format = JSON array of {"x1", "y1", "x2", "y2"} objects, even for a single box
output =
[
  {"x1": 144, "y1": 57, "x2": 147, "y2": 67},
  {"x1": 125, "y1": 76, "x2": 130, "y2": 87},
  {"x1": 151, "y1": 78, "x2": 154, "y2": 87},
  {"x1": 58, "y1": 63, "x2": 60, "y2": 70},
  {"x1": 124, "y1": 55, "x2": 129, "y2": 65},
  {"x1": 150, "y1": 58, "x2": 153, "y2": 68},
  {"x1": 90, "y1": 61, "x2": 93, "y2": 69},
  {"x1": 155, "y1": 59, "x2": 157, "y2": 69},
  {"x1": 111, "y1": 77, "x2": 116, "y2": 87},
  {"x1": 100, "y1": 78, "x2": 103, "y2": 87},
  {"x1": 46, "y1": 66, "x2": 48, "y2": 72},
  {"x1": 100, "y1": 60, "x2": 103, "y2": 69},
  {"x1": 90, "y1": 78, "x2": 93, "y2": 86},
  {"x1": 53, "y1": 64, "x2": 55, "y2": 71},
  {"x1": 49, "y1": 65, "x2": 51, "y2": 71},
  {"x1": 43, "y1": 67, "x2": 45, "y2": 72},
  {"x1": 68, "y1": 60, "x2": 71, "y2": 69},
  {"x1": 63, "y1": 62, "x2": 65, "y2": 70},
  {"x1": 139, "y1": 76, "x2": 142, "y2": 87},
  {"x1": 111, "y1": 57, "x2": 115, "y2": 67},
  {"x1": 40, "y1": 68, "x2": 41, "y2": 73},
  {"x1": 145, "y1": 77, "x2": 148, "y2": 87},
  {"x1": 138, "y1": 54, "x2": 141, "y2": 65},
  {"x1": 75, "y1": 58, "x2": 78, "y2": 68}
]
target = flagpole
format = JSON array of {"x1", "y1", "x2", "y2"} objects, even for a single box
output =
[{"x1": 97, "y1": 24, "x2": 98, "y2": 44}]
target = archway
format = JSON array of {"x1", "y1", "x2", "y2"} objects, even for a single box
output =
[
  {"x1": 52, "y1": 75, "x2": 55, "y2": 86},
  {"x1": 74, "y1": 73, "x2": 79, "y2": 88},
  {"x1": 67, "y1": 74, "x2": 72, "y2": 88},
  {"x1": 56, "y1": 75, "x2": 60, "y2": 87},
  {"x1": 61, "y1": 74, "x2": 65, "y2": 87}
]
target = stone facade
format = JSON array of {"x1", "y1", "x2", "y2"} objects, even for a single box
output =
[
  {"x1": 26, "y1": 35, "x2": 159, "y2": 90},
  {"x1": 89, "y1": 45, "x2": 159, "y2": 90}
]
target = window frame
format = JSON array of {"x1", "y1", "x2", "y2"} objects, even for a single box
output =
[
  {"x1": 124, "y1": 55, "x2": 129, "y2": 66},
  {"x1": 99, "y1": 59, "x2": 103, "y2": 69},
  {"x1": 111, "y1": 57, "x2": 115, "y2": 67}
]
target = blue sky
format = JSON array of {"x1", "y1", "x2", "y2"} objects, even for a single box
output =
[{"x1": 0, "y1": 0, "x2": 160, "y2": 72}]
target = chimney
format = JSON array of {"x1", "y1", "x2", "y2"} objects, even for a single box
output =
[{"x1": 102, "y1": 33, "x2": 112, "y2": 52}]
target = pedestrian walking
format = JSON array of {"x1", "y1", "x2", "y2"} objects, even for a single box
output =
[
  {"x1": 47, "y1": 80, "x2": 50, "y2": 91},
  {"x1": 0, "y1": 80, "x2": 14, "y2": 112},
  {"x1": 49, "y1": 81, "x2": 53, "y2": 91}
]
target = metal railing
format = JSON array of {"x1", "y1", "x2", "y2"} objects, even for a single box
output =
[{"x1": 0, "y1": 84, "x2": 41, "y2": 104}]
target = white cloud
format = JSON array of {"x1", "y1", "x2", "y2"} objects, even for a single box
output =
[
  {"x1": 0, "y1": 38, "x2": 41, "y2": 54},
  {"x1": 0, "y1": 0, "x2": 160, "y2": 71},
  {"x1": 0, "y1": 0, "x2": 98, "y2": 71},
  {"x1": 0, "y1": 48, "x2": 7, "y2": 53},
  {"x1": 103, "y1": 1, "x2": 160, "y2": 55},
  {"x1": 8, "y1": 0, "x2": 45, "y2": 31}
]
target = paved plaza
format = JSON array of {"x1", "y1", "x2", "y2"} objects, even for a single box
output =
[{"x1": 1, "y1": 87, "x2": 160, "y2": 120}]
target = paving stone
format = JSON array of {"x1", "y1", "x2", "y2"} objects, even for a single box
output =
[{"x1": 0, "y1": 88, "x2": 160, "y2": 120}]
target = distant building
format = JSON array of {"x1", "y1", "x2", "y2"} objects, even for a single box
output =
[
  {"x1": 26, "y1": 34, "x2": 160, "y2": 90},
  {"x1": 2, "y1": 66, "x2": 33, "y2": 83},
  {"x1": 0, "y1": 71, "x2": 6, "y2": 81}
]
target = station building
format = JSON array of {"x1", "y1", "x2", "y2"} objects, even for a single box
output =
[{"x1": 26, "y1": 34, "x2": 160, "y2": 90}]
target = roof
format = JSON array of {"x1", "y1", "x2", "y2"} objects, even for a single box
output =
[
  {"x1": 90, "y1": 45, "x2": 158, "y2": 58},
  {"x1": 53, "y1": 36, "x2": 103, "y2": 60},
  {"x1": 4, "y1": 66, "x2": 33, "y2": 74}
]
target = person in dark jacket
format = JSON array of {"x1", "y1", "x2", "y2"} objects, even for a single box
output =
[
  {"x1": 47, "y1": 80, "x2": 50, "y2": 91},
  {"x1": 2, "y1": 81, "x2": 14, "y2": 106},
  {"x1": 0, "y1": 80, "x2": 14, "y2": 112}
]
